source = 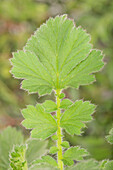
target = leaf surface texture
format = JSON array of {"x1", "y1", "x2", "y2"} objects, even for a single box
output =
[{"x1": 11, "y1": 15, "x2": 104, "y2": 95}]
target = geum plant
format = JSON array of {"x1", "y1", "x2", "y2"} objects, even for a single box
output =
[{"x1": 10, "y1": 15, "x2": 104, "y2": 170}]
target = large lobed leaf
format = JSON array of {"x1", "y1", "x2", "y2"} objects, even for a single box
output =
[
  {"x1": 11, "y1": 15, "x2": 104, "y2": 95},
  {"x1": 60, "y1": 100, "x2": 96, "y2": 135},
  {"x1": 22, "y1": 104, "x2": 57, "y2": 140}
]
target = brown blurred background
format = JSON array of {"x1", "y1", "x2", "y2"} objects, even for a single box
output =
[{"x1": 0, "y1": 0, "x2": 113, "y2": 169}]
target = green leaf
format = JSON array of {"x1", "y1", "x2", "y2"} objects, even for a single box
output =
[
  {"x1": 11, "y1": 51, "x2": 53, "y2": 95},
  {"x1": 100, "y1": 160, "x2": 108, "y2": 169},
  {"x1": 11, "y1": 15, "x2": 104, "y2": 95},
  {"x1": 106, "y1": 128, "x2": 113, "y2": 144},
  {"x1": 63, "y1": 159, "x2": 74, "y2": 166},
  {"x1": 104, "y1": 161, "x2": 113, "y2": 170},
  {"x1": 59, "y1": 93, "x2": 65, "y2": 99},
  {"x1": 0, "y1": 127, "x2": 24, "y2": 170},
  {"x1": 30, "y1": 164, "x2": 58, "y2": 170},
  {"x1": 51, "y1": 135, "x2": 58, "y2": 140},
  {"x1": 32, "y1": 155, "x2": 58, "y2": 167},
  {"x1": 42, "y1": 100, "x2": 57, "y2": 112},
  {"x1": 26, "y1": 138, "x2": 48, "y2": 165},
  {"x1": 10, "y1": 145, "x2": 27, "y2": 170},
  {"x1": 22, "y1": 104, "x2": 57, "y2": 140},
  {"x1": 62, "y1": 146, "x2": 88, "y2": 166},
  {"x1": 60, "y1": 99, "x2": 73, "y2": 109},
  {"x1": 61, "y1": 141, "x2": 70, "y2": 148},
  {"x1": 62, "y1": 49, "x2": 104, "y2": 89},
  {"x1": 50, "y1": 146, "x2": 59, "y2": 154},
  {"x1": 65, "y1": 159, "x2": 99, "y2": 170},
  {"x1": 60, "y1": 100, "x2": 96, "y2": 135}
]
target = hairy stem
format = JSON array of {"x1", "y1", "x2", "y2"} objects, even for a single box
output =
[
  {"x1": 56, "y1": 89, "x2": 63, "y2": 170},
  {"x1": 22, "y1": 150, "x2": 28, "y2": 170}
]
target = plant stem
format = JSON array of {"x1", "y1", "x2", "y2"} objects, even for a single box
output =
[
  {"x1": 21, "y1": 148, "x2": 28, "y2": 170},
  {"x1": 56, "y1": 89, "x2": 63, "y2": 170},
  {"x1": 24, "y1": 162, "x2": 28, "y2": 170}
]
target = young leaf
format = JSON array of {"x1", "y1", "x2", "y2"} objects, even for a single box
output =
[
  {"x1": 50, "y1": 146, "x2": 59, "y2": 154},
  {"x1": 42, "y1": 100, "x2": 57, "y2": 112},
  {"x1": 60, "y1": 99, "x2": 73, "y2": 109},
  {"x1": 62, "y1": 146, "x2": 88, "y2": 166},
  {"x1": 106, "y1": 128, "x2": 113, "y2": 144},
  {"x1": 61, "y1": 141, "x2": 70, "y2": 148},
  {"x1": 10, "y1": 145, "x2": 27, "y2": 170},
  {"x1": 11, "y1": 15, "x2": 104, "y2": 95},
  {"x1": 65, "y1": 159, "x2": 99, "y2": 170},
  {"x1": 22, "y1": 104, "x2": 57, "y2": 140},
  {"x1": 32, "y1": 155, "x2": 58, "y2": 167},
  {"x1": 60, "y1": 100, "x2": 96, "y2": 135}
]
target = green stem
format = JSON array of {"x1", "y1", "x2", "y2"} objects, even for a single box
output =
[
  {"x1": 24, "y1": 162, "x2": 28, "y2": 170},
  {"x1": 56, "y1": 89, "x2": 63, "y2": 170},
  {"x1": 21, "y1": 149, "x2": 28, "y2": 170}
]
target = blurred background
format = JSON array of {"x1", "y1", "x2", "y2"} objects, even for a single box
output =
[{"x1": 0, "y1": 0, "x2": 113, "y2": 169}]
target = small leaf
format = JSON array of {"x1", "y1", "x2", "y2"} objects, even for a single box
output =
[
  {"x1": 43, "y1": 100, "x2": 57, "y2": 112},
  {"x1": 22, "y1": 104, "x2": 57, "y2": 140},
  {"x1": 33, "y1": 155, "x2": 58, "y2": 167},
  {"x1": 59, "y1": 93, "x2": 65, "y2": 99},
  {"x1": 61, "y1": 141, "x2": 70, "y2": 148},
  {"x1": 51, "y1": 135, "x2": 58, "y2": 140},
  {"x1": 106, "y1": 128, "x2": 113, "y2": 144},
  {"x1": 60, "y1": 99, "x2": 73, "y2": 109},
  {"x1": 63, "y1": 146, "x2": 88, "y2": 166},
  {"x1": 63, "y1": 146, "x2": 88, "y2": 160},
  {"x1": 60, "y1": 100, "x2": 96, "y2": 135},
  {"x1": 50, "y1": 146, "x2": 59, "y2": 154},
  {"x1": 62, "y1": 158, "x2": 74, "y2": 166}
]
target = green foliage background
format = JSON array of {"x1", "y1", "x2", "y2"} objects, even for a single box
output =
[{"x1": 0, "y1": 0, "x2": 113, "y2": 168}]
